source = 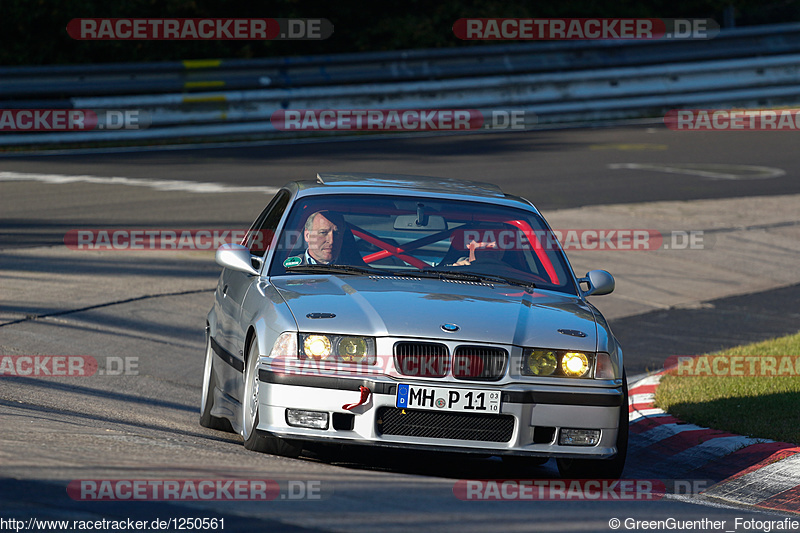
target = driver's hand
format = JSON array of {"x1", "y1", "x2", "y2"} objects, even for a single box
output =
[
  {"x1": 467, "y1": 240, "x2": 497, "y2": 262},
  {"x1": 452, "y1": 240, "x2": 498, "y2": 265}
]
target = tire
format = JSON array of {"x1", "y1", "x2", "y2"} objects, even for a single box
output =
[
  {"x1": 242, "y1": 340, "x2": 302, "y2": 457},
  {"x1": 199, "y1": 336, "x2": 233, "y2": 432},
  {"x1": 556, "y1": 370, "x2": 628, "y2": 480}
]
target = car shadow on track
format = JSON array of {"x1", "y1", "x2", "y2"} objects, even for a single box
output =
[{"x1": 300, "y1": 443, "x2": 560, "y2": 480}]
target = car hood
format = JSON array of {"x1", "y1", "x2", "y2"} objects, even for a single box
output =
[{"x1": 271, "y1": 275, "x2": 597, "y2": 350}]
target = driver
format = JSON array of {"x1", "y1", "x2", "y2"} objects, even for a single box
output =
[{"x1": 290, "y1": 211, "x2": 345, "y2": 265}]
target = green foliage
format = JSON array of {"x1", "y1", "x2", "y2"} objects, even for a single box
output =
[{"x1": 655, "y1": 331, "x2": 800, "y2": 444}]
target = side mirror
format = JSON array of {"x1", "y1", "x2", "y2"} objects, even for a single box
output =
[
  {"x1": 579, "y1": 270, "x2": 615, "y2": 296},
  {"x1": 216, "y1": 243, "x2": 261, "y2": 276}
]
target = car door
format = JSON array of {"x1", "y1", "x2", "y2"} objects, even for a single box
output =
[{"x1": 215, "y1": 190, "x2": 291, "y2": 387}]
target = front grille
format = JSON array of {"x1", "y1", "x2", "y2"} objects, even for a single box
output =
[
  {"x1": 376, "y1": 407, "x2": 514, "y2": 442},
  {"x1": 453, "y1": 346, "x2": 508, "y2": 380},
  {"x1": 394, "y1": 342, "x2": 449, "y2": 377}
]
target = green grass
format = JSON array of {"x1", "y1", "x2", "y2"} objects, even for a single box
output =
[{"x1": 654, "y1": 331, "x2": 800, "y2": 445}]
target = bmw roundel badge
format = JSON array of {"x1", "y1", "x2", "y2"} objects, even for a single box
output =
[{"x1": 441, "y1": 323, "x2": 460, "y2": 332}]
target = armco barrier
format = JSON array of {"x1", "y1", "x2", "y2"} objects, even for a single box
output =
[{"x1": 2, "y1": 23, "x2": 800, "y2": 145}]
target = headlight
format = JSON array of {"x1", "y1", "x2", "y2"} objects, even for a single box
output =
[
  {"x1": 303, "y1": 335, "x2": 333, "y2": 360},
  {"x1": 299, "y1": 333, "x2": 376, "y2": 364},
  {"x1": 561, "y1": 352, "x2": 590, "y2": 377},
  {"x1": 522, "y1": 348, "x2": 594, "y2": 378},
  {"x1": 524, "y1": 349, "x2": 558, "y2": 376},
  {"x1": 338, "y1": 336, "x2": 369, "y2": 363}
]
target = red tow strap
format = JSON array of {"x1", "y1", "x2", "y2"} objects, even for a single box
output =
[{"x1": 342, "y1": 386, "x2": 371, "y2": 410}]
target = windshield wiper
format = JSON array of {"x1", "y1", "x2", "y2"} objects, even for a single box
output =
[
  {"x1": 420, "y1": 269, "x2": 536, "y2": 291},
  {"x1": 286, "y1": 264, "x2": 536, "y2": 291},
  {"x1": 285, "y1": 264, "x2": 378, "y2": 276}
]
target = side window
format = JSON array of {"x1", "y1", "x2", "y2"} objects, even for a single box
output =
[{"x1": 246, "y1": 190, "x2": 291, "y2": 257}]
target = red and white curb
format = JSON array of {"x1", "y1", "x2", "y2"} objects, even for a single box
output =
[{"x1": 629, "y1": 372, "x2": 800, "y2": 514}]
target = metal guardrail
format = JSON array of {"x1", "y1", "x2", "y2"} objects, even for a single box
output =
[{"x1": 3, "y1": 23, "x2": 800, "y2": 145}]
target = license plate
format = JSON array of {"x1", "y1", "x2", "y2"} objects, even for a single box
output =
[{"x1": 396, "y1": 384, "x2": 501, "y2": 413}]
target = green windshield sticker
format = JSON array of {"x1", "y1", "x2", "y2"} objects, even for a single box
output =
[{"x1": 283, "y1": 256, "x2": 303, "y2": 267}]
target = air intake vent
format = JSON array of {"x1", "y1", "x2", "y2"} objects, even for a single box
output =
[
  {"x1": 376, "y1": 407, "x2": 514, "y2": 442},
  {"x1": 393, "y1": 342, "x2": 449, "y2": 377},
  {"x1": 453, "y1": 346, "x2": 508, "y2": 381}
]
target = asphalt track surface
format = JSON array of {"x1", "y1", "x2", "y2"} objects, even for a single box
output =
[
  {"x1": 3, "y1": 125, "x2": 800, "y2": 212},
  {"x1": 1, "y1": 125, "x2": 799, "y2": 532}
]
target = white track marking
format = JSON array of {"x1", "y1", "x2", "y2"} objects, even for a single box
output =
[
  {"x1": 608, "y1": 163, "x2": 785, "y2": 180},
  {"x1": 0, "y1": 171, "x2": 279, "y2": 194},
  {"x1": 629, "y1": 408, "x2": 667, "y2": 423},
  {"x1": 703, "y1": 453, "x2": 800, "y2": 504}
]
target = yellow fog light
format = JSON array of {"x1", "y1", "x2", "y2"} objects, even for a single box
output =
[
  {"x1": 338, "y1": 337, "x2": 368, "y2": 363},
  {"x1": 524, "y1": 350, "x2": 558, "y2": 376},
  {"x1": 562, "y1": 352, "x2": 590, "y2": 377},
  {"x1": 303, "y1": 335, "x2": 332, "y2": 360}
]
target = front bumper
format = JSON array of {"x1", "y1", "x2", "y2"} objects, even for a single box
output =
[{"x1": 256, "y1": 367, "x2": 624, "y2": 459}]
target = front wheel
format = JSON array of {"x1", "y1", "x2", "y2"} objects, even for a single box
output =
[
  {"x1": 242, "y1": 340, "x2": 302, "y2": 457},
  {"x1": 556, "y1": 370, "x2": 628, "y2": 479}
]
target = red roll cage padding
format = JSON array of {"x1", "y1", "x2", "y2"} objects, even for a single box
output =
[
  {"x1": 360, "y1": 227, "x2": 453, "y2": 264},
  {"x1": 504, "y1": 219, "x2": 560, "y2": 285},
  {"x1": 350, "y1": 227, "x2": 430, "y2": 269},
  {"x1": 458, "y1": 215, "x2": 559, "y2": 284},
  {"x1": 351, "y1": 219, "x2": 559, "y2": 285}
]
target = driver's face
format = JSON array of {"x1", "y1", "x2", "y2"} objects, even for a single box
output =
[{"x1": 304, "y1": 213, "x2": 342, "y2": 263}]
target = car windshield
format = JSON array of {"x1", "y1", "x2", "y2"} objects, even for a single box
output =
[{"x1": 267, "y1": 194, "x2": 577, "y2": 294}]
